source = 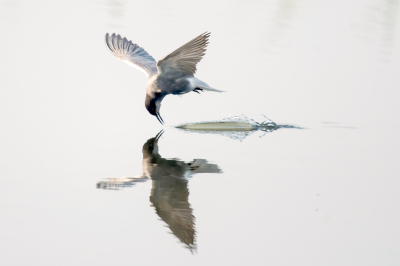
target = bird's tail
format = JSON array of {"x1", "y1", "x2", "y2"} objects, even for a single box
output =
[
  {"x1": 192, "y1": 77, "x2": 225, "y2": 93},
  {"x1": 196, "y1": 85, "x2": 225, "y2": 93}
]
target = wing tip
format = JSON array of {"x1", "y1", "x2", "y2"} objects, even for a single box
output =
[
  {"x1": 105, "y1": 33, "x2": 127, "y2": 53},
  {"x1": 104, "y1": 32, "x2": 113, "y2": 52},
  {"x1": 201, "y1": 31, "x2": 211, "y2": 41}
]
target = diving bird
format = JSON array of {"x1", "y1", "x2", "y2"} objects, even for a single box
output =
[{"x1": 104, "y1": 32, "x2": 222, "y2": 124}]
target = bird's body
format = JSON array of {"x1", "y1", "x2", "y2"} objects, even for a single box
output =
[{"x1": 104, "y1": 32, "x2": 222, "y2": 124}]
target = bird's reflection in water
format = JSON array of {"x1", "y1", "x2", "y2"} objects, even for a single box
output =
[{"x1": 97, "y1": 130, "x2": 222, "y2": 252}]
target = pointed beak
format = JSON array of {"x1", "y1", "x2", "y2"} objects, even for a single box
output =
[
  {"x1": 155, "y1": 110, "x2": 164, "y2": 125},
  {"x1": 155, "y1": 130, "x2": 164, "y2": 141}
]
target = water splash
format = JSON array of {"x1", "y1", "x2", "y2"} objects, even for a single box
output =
[{"x1": 175, "y1": 115, "x2": 299, "y2": 140}]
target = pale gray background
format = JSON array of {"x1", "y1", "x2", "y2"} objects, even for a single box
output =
[{"x1": 1, "y1": 0, "x2": 400, "y2": 265}]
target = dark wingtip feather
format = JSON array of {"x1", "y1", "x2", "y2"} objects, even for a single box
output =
[{"x1": 104, "y1": 33, "x2": 114, "y2": 53}]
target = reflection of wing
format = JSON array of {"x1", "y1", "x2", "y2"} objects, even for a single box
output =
[
  {"x1": 150, "y1": 178, "x2": 196, "y2": 250},
  {"x1": 146, "y1": 158, "x2": 220, "y2": 251},
  {"x1": 96, "y1": 177, "x2": 147, "y2": 190}
]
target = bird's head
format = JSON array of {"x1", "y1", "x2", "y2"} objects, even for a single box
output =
[{"x1": 145, "y1": 93, "x2": 165, "y2": 125}]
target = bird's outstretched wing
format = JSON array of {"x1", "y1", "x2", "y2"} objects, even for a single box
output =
[
  {"x1": 105, "y1": 33, "x2": 157, "y2": 77},
  {"x1": 157, "y1": 32, "x2": 210, "y2": 78}
]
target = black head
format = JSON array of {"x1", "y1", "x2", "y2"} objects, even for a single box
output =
[{"x1": 145, "y1": 93, "x2": 164, "y2": 125}]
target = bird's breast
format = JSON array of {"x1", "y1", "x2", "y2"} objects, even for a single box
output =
[{"x1": 149, "y1": 76, "x2": 192, "y2": 95}]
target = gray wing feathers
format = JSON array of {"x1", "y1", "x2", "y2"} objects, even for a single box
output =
[
  {"x1": 157, "y1": 32, "x2": 210, "y2": 77},
  {"x1": 105, "y1": 33, "x2": 157, "y2": 76}
]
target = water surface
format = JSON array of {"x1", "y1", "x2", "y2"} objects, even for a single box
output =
[{"x1": 1, "y1": 0, "x2": 400, "y2": 265}]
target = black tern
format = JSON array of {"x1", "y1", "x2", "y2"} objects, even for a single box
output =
[{"x1": 105, "y1": 32, "x2": 223, "y2": 124}]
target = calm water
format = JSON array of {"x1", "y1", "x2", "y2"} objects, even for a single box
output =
[{"x1": 1, "y1": 0, "x2": 400, "y2": 265}]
